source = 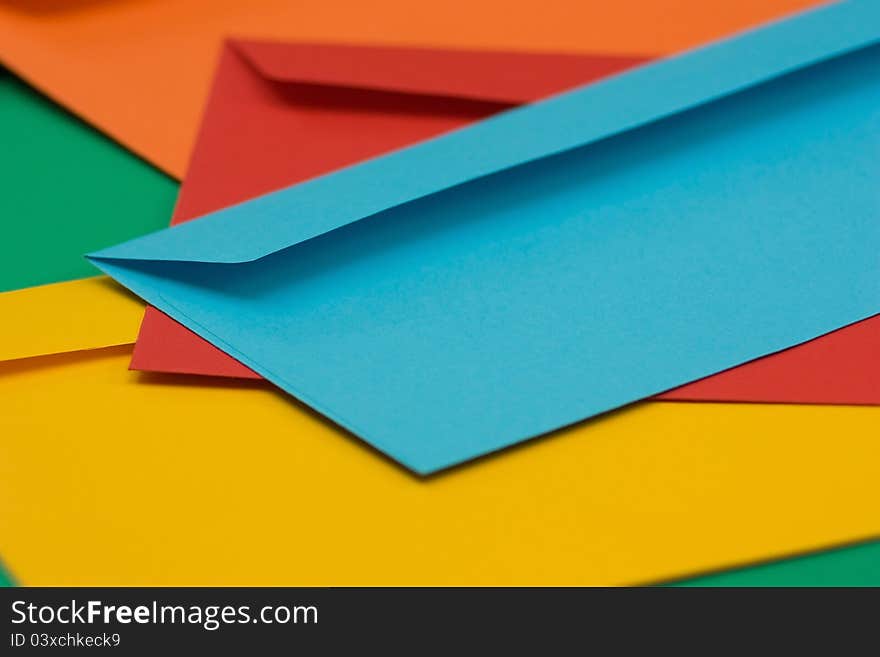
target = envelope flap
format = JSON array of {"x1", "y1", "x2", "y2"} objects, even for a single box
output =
[
  {"x1": 90, "y1": 1, "x2": 880, "y2": 267},
  {"x1": 230, "y1": 39, "x2": 650, "y2": 104}
]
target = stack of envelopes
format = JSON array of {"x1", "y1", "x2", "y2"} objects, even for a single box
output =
[{"x1": 1, "y1": 0, "x2": 878, "y2": 585}]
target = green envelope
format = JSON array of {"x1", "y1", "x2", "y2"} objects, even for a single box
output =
[
  {"x1": 673, "y1": 540, "x2": 880, "y2": 587},
  {"x1": 0, "y1": 560, "x2": 14, "y2": 586},
  {"x1": 0, "y1": 68, "x2": 177, "y2": 293}
]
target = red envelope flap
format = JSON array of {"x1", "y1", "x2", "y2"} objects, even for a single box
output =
[
  {"x1": 173, "y1": 41, "x2": 654, "y2": 225},
  {"x1": 231, "y1": 39, "x2": 653, "y2": 104},
  {"x1": 135, "y1": 41, "x2": 656, "y2": 379}
]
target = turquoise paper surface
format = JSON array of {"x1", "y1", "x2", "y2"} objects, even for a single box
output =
[{"x1": 93, "y1": 0, "x2": 880, "y2": 473}]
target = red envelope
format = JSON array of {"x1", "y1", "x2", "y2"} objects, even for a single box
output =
[{"x1": 132, "y1": 39, "x2": 880, "y2": 405}]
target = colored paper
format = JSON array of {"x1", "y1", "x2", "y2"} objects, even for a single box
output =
[
  {"x1": 0, "y1": 68, "x2": 177, "y2": 293},
  {"x1": 0, "y1": 0, "x2": 842, "y2": 381},
  {"x1": 673, "y1": 540, "x2": 880, "y2": 587},
  {"x1": 92, "y1": 3, "x2": 880, "y2": 473},
  {"x1": 6, "y1": 538, "x2": 875, "y2": 588},
  {"x1": 132, "y1": 41, "x2": 650, "y2": 377},
  {"x1": 2, "y1": 346, "x2": 880, "y2": 585},
  {"x1": 0, "y1": 278, "x2": 145, "y2": 362},
  {"x1": 0, "y1": 561, "x2": 13, "y2": 587},
  {"x1": 132, "y1": 38, "x2": 880, "y2": 408},
  {"x1": 0, "y1": 0, "x2": 824, "y2": 178},
  {"x1": 0, "y1": 67, "x2": 173, "y2": 363},
  {"x1": 659, "y1": 317, "x2": 880, "y2": 405}
]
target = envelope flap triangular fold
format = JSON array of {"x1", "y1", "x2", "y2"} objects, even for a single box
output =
[
  {"x1": 90, "y1": 0, "x2": 880, "y2": 267},
  {"x1": 170, "y1": 41, "x2": 649, "y2": 225},
  {"x1": 130, "y1": 40, "x2": 652, "y2": 379},
  {"x1": 230, "y1": 38, "x2": 649, "y2": 104},
  {"x1": 90, "y1": 0, "x2": 880, "y2": 473}
]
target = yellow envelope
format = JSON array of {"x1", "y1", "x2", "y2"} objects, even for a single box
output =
[
  {"x1": 0, "y1": 278, "x2": 141, "y2": 362},
  {"x1": 1, "y1": 345, "x2": 877, "y2": 585}
]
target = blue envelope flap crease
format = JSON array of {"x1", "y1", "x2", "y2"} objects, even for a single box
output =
[{"x1": 91, "y1": 0, "x2": 880, "y2": 473}]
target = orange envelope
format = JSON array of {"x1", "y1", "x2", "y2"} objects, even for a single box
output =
[{"x1": 0, "y1": 0, "x2": 825, "y2": 178}]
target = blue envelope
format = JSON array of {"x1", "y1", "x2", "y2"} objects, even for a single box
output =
[{"x1": 92, "y1": 0, "x2": 880, "y2": 474}]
